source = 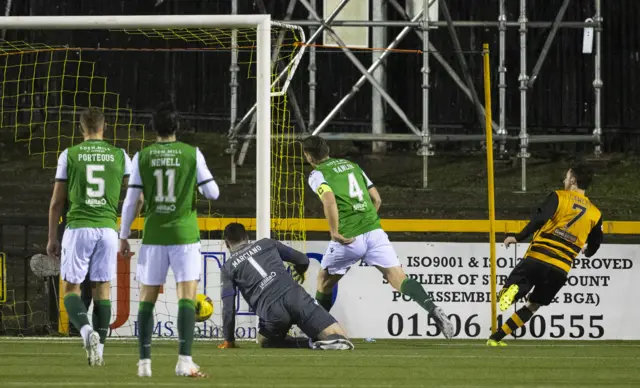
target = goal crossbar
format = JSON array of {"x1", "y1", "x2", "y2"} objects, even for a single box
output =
[
  {"x1": 0, "y1": 14, "x2": 272, "y2": 239},
  {"x1": 0, "y1": 15, "x2": 271, "y2": 29}
]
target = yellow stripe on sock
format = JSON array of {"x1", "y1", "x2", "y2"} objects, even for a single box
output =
[
  {"x1": 512, "y1": 313, "x2": 524, "y2": 327},
  {"x1": 501, "y1": 323, "x2": 512, "y2": 336}
]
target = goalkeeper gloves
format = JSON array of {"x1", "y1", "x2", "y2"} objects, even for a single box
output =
[
  {"x1": 287, "y1": 263, "x2": 307, "y2": 284},
  {"x1": 291, "y1": 270, "x2": 306, "y2": 285},
  {"x1": 285, "y1": 262, "x2": 306, "y2": 284}
]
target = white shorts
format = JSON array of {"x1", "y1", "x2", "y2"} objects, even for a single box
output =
[
  {"x1": 61, "y1": 227, "x2": 118, "y2": 284},
  {"x1": 322, "y1": 228, "x2": 399, "y2": 275},
  {"x1": 136, "y1": 243, "x2": 202, "y2": 286}
]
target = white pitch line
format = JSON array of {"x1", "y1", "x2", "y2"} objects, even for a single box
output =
[
  {"x1": 1, "y1": 338, "x2": 640, "y2": 347},
  {"x1": 0, "y1": 383, "x2": 432, "y2": 388},
  {"x1": 0, "y1": 383, "x2": 622, "y2": 388},
  {"x1": 1, "y1": 352, "x2": 638, "y2": 360},
  {"x1": 0, "y1": 383, "x2": 601, "y2": 388}
]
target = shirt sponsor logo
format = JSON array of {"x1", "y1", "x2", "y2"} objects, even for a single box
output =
[
  {"x1": 353, "y1": 202, "x2": 368, "y2": 211},
  {"x1": 85, "y1": 198, "x2": 107, "y2": 207},
  {"x1": 156, "y1": 204, "x2": 177, "y2": 213},
  {"x1": 553, "y1": 228, "x2": 578, "y2": 243},
  {"x1": 150, "y1": 149, "x2": 183, "y2": 156},
  {"x1": 258, "y1": 272, "x2": 277, "y2": 290}
]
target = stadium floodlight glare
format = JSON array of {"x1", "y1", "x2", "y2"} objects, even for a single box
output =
[{"x1": 0, "y1": 14, "x2": 272, "y2": 239}]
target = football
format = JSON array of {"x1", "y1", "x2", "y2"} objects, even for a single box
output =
[{"x1": 195, "y1": 293, "x2": 214, "y2": 322}]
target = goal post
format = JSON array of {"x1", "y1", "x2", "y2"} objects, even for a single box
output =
[
  {"x1": 0, "y1": 14, "x2": 273, "y2": 239},
  {"x1": 0, "y1": 15, "x2": 309, "y2": 338}
]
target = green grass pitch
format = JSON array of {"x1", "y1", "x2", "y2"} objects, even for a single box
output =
[{"x1": 1, "y1": 338, "x2": 639, "y2": 387}]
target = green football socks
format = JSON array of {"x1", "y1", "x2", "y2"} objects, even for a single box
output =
[
  {"x1": 93, "y1": 300, "x2": 111, "y2": 344},
  {"x1": 315, "y1": 291, "x2": 334, "y2": 312},
  {"x1": 400, "y1": 278, "x2": 436, "y2": 313},
  {"x1": 177, "y1": 299, "x2": 196, "y2": 356},
  {"x1": 138, "y1": 301, "x2": 155, "y2": 360},
  {"x1": 63, "y1": 293, "x2": 91, "y2": 333}
]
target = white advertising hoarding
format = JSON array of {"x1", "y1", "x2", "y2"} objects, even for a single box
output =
[{"x1": 106, "y1": 241, "x2": 639, "y2": 340}]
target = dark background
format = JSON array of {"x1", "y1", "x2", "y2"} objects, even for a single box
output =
[{"x1": 3, "y1": 0, "x2": 638, "y2": 152}]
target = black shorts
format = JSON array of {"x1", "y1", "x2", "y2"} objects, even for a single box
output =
[
  {"x1": 258, "y1": 287, "x2": 336, "y2": 340},
  {"x1": 503, "y1": 257, "x2": 567, "y2": 306}
]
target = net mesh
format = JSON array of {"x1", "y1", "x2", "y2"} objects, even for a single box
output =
[{"x1": 0, "y1": 23, "x2": 306, "y2": 339}]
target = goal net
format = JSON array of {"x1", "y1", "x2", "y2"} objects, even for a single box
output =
[{"x1": 0, "y1": 15, "x2": 307, "y2": 340}]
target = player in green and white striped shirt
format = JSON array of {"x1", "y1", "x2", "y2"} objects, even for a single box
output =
[
  {"x1": 303, "y1": 136, "x2": 454, "y2": 339},
  {"x1": 47, "y1": 107, "x2": 132, "y2": 366},
  {"x1": 119, "y1": 104, "x2": 219, "y2": 378}
]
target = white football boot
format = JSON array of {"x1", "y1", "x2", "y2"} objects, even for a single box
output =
[
  {"x1": 137, "y1": 359, "x2": 152, "y2": 377},
  {"x1": 313, "y1": 338, "x2": 355, "y2": 350},
  {"x1": 430, "y1": 306, "x2": 455, "y2": 339},
  {"x1": 175, "y1": 355, "x2": 207, "y2": 378},
  {"x1": 84, "y1": 330, "x2": 102, "y2": 366}
]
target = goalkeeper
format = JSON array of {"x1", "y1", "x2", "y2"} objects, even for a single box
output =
[{"x1": 218, "y1": 223, "x2": 353, "y2": 350}]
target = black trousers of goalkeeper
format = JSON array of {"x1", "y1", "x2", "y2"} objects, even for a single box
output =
[{"x1": 258, "y1": 287, "x2": 336, "y2": 348}]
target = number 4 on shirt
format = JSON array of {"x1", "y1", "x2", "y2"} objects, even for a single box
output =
[{"x1": 348, "y1": 172, "x2": 364, "y2": 202}]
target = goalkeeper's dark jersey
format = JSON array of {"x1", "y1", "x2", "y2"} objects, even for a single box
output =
[{"x1": 220, "y1": 238, "x2": 309, "y2": 340}]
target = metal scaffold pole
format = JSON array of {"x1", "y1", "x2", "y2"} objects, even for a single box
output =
[
  {"x1": 518, "y1": 0, "x2": 530, "y2": 192},
  {"x1": 498, "y1": 0, "x2": 507, "y2": 155},
  {"x1": 421, "y1": 0, "x2": 433, "y2": 189},
  {"x1": 593, "y1": 0, "x2": 603, "y2": 157},
  {"x1": 372, "y1": 0, "x2": 387, "y2": 154},
  {"x1": 256, "y1": 0, "x2": 605, "y2": 189},
  {"x1": 313, "y1": 10, "x2": 425, "y2": 137},
  {"x1": 308, "y1": 0, "x2": 318, "y2": 132},
  {"x1": 228, "y1": 0, "x2": 239, "y2": 184},
  {"x1": 440, "y1": 0, "x2": 492, "y2": 135},
  {"x1": 387, "y1": 0, "x2": 500, "y2": 134},
  {"x1": 303, "y1": 0, "x2": 421, "y2": 137},
  {"x1": 283, "y1": 20, "x2": 598, "y2": 28},
  {"x1": 528, "y1": 0, "x2": 571, "y2": 88},
  {"x1": 236, "y1": 0, "x2": 301, "y2": 167}
]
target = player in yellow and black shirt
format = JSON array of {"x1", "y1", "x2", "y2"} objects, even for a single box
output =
[{"x1": 487, "y1": 163, "x2": 603, "y2": 346}]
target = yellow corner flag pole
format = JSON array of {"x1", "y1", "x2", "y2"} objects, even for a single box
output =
[{"x1": 483, "y1": 43, "x2": 498, "y2": 334}]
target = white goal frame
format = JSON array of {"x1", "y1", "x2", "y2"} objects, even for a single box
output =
[{"x1": 0, "y1": 15, "x2": 272, "y2": 239}]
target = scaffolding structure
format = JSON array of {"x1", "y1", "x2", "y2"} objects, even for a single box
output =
[{"x1": 228, "y1": 0, "x2": 603, "y2": 191}]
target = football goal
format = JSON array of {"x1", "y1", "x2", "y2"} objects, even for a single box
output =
[{"x1": 0, "y1": 15, "x2": 307, "y2": 339}]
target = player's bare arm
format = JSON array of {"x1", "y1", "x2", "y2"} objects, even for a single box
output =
[
  {"x1": 134, "y1": 192, "x2": 144, "y2": 220},
  {"x1": 196, "y1": 147, "x2": 220, "y2": 200},
  {"x1": 368, "y1": 186, "x2": 382, "y2": 212},
  {"x1": 361, "y1": 170, "x2": 381, "y2": 212},
  {"x1": 117, "y1": 173, "x2": 142, "y2": 258},
  {"x1": 118, "y1": 151, "x2": 143, "y2": 257},
  {"x1": 118, "y1": 187, "x2": 142, "y2": 256},
  {"x1": 47, "y1": 181, "x2": 67, "y2": 258},
  {"x1": 320, "y1": 191, "x2": 354, "y2": 245},
  {"x1": 504, "y1": 192, "x2": 559, "y2": 247}
]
